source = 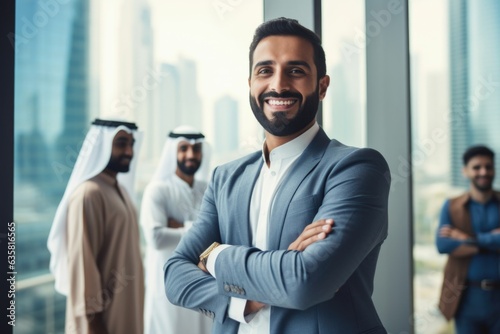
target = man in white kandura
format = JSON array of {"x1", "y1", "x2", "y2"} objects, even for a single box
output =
[{"x1": 141, "y1": 125, "x2": 212, "y2": 334}]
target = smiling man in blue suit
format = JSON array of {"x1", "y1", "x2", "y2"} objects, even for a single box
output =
[{"x1": 165, "y1": 17, "x2": 391, "y2": 334}]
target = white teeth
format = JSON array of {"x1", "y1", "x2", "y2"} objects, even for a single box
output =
[{"x1": 268, "y1": 100, "x2": 295, "y2": 106}]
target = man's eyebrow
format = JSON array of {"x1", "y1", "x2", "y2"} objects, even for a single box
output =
[
  {"x1": 253, "y1": 60, "x2": 312, "y2": 70},
  {"x1": 253, "y1": 60, "x2": 274, "y2": 69},
  {"x1": 287, "y1": 60, "x2": 311, "y2": 69},
  {"x1": 115, "y1": 136, "x2": 134, "y2": 143}
]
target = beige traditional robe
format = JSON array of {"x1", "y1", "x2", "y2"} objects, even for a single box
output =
[{"x1": 65, "y1": 172, "x2": 144, "y2": 334}]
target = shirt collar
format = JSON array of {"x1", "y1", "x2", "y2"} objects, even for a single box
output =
[
  {"x1": 461, "y1": 191, "x2": 500, "y2": 206},
  {"x1": 261, "y1": 122, "x2": 320, "y2": 163}
]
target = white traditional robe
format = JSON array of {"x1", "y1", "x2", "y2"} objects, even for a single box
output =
[
  {"x1": 140, "y1": 175, "x2": 211, "y2": 334},
  {"x1": 65, "y1": 172, "x2": 144, "y2": 334}
]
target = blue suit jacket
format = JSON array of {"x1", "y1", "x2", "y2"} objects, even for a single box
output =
[{"x1": 165, "y1": 128, "x2": 390, "y2": 333}]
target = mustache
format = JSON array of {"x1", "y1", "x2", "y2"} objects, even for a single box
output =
[
  {"x1": 183, "y1": 158, "x2": 200, "y2": 164},
  {"x1": 119, "y1": 155, "x2": 133, "y2": 160},
  {"x1": 259, "y1": 90, "x2": 302, "y2": 100}
]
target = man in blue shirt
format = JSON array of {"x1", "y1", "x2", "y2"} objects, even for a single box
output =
[{"x1": 437, "y1": 145, "x2": 500, "y2": 334}]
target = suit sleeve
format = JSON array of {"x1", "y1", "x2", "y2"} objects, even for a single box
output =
[
  {"x1": 213, "y1": 148, "x2": 391, "y2": 310},
  {"x1": 164, "y1": 167, "x2": 231, "y2": 324}
]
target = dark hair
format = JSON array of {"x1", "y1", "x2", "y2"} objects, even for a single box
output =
[
  {"x1": 462, "y1": 145, "x2": 495, "y2": 165},
  {"x1": 248, "y1": 17, "x2": 326, "y2": 79}
]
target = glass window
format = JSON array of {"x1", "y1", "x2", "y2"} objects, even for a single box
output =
[
  {"x1": 410, "y1": 1, "x2": 500, "y2": 333},
  {"x1": 322, "y1": 0, "x2": 366, "y2": 148},
  {"x1": 14, "y1": 0, "x2": 262, "y2": 332},
  {"x1": 410, "y1": 0, "x2": 453, "y2": 332}
]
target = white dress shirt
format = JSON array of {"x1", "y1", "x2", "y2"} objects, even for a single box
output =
[{"x1": 207, "y1": 123, "x2": 319, "y2": 334}]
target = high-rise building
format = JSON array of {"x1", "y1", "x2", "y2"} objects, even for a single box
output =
[
  {"x1": 178, "y1": 57, "x2": 203, "y2": 130},
  {"x1": 14, "y1": 0, "x2": 91, "y2": 332},
  {"x1": 153, "y1": 63, "x2": 180, "y2": 160},
  {"x1": 449, "y1": 0, "x2": 500, "y2": 188},
  {"x1": 53, "y1": 0, "x2": 90, "y2": 198},
  {"x1": 214, "y1": 95, "x2": 239, "y2": 153},
  {"x1": 115, "y1": 0, "x2": 156, "y2": 161},
  {"x1": 154, "y1": 58, "x2": 203, "y2": 154},
  {"x1": 15, "y1": 0, "x2": 87, "y2": 198},
  {"x1": 327, "y1": 53, "x2": 363, "y2": 147}
]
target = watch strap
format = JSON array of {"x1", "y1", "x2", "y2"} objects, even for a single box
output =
[{"x1": 200, "y1": 242, "x2": 220, "y2": 267}]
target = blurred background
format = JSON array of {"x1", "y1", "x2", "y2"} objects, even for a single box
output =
[{"x1": 9, "y1": 0, "x2": 500, "y2": 333}]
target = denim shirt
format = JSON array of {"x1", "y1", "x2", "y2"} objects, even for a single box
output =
[{"x1": 436, "y1": 197, "x2": 500, "y2": 281}]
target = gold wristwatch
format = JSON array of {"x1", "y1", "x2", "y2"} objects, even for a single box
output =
[{"x1": 199, "y1": 242, "x2": 220, "y2": 267}]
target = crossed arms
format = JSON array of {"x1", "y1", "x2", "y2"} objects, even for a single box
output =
[
  {"x1": 437, "y1": 201, "x2": 500, "y2": 257},
  {"x1": 164, "y1": 148, "x2": 390, "y2": 323}
]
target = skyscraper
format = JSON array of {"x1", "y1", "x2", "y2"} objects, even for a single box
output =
[
  {"x1": 177, "y1": 57, "x2": 203, "y2": 130},
  {"x1": 14, "y1": 0, "x2": 91, "y2": 332},
  {"x1": 449, "y1": 0, "x2": 500, "y2": 188},
  {"x1": 214, "y1": 95, "x2": 239, "y2": 153},
  {"x1": 54, "y1": 0, "x2": 90, "y2": 198},
  {"x1": 115, "y1": 0, "x2": 155, "y2": 161}
]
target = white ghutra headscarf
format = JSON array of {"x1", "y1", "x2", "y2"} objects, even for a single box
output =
[
  {"x1": 47, "y1": 118, "x2": 142, "y2": 295},
  {"x1": 152, "y1": 125, "x2": 210, "y2": 183}
]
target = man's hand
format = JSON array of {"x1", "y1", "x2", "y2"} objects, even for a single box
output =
[
  {"x1": 242, "y1": 219, "x2": 334, "y2": 316},
  {"x1": 439, "y1": 225, "x2": 471, "y2": 241},
  {"x1": 288, "y1": 219, "x2": 334, "y2": 251},
  {"x1": 197, "y1": 260, "x2": 208, "y2": 273},
  {"x1": 168, "y1": 218, "x2": 183, "y2": 229},
  {"x1": 244, "y1": 300, "x2": 266, "y2": 316}
]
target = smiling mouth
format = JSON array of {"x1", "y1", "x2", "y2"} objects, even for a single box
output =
[
  {"x1": 476, "y1": 177, "x2": 491, "y2": 181},
  {"x1": 265, "y1": 98, "x2": 298, "y2": 108}
]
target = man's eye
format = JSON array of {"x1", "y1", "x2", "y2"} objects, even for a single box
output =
[
  {"x1": 257, "y1": 68, "x2": 271, "y2": 75},
  {"x1": 290, "y1": 68, "x2": 305, "y2": 74}
]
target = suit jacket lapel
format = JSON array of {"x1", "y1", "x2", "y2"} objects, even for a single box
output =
[
  {"x1": 233, "y1": 153, "x2": 263, "y2": 246},
  {"x1": 267, "y1": 129, "x2": 330, "y2": 249}
]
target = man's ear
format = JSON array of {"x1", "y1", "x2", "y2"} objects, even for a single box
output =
[
  {"x1": 461, "y1": 166, "x2": 468, "y2": 178},
  {"x1": 318, "y1": 75, "x2": 330, "y2": 100}
]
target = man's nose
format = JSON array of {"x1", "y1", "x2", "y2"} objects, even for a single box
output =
[
  {"x1": 185, "y1": 147, "x2": 195, "y2": 158},
  {"x1": 478, "y1": 167, "x2": 490, "y2": 175},
  {"x1": 125, "y1": 144, "x2": 134, "y2": 157},
  {"x1": 270, "y1": 70, "x2": 290, "y2": 93}
]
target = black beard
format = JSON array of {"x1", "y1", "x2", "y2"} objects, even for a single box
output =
[
  {"x1": 177, "y1": 159, "x2": 200, "y2": 176},
  {"x1": 250, "y1": 88, "x2": 319, "y2": 137},
  {"x1": 472, "y1": 177, "x2": 493, "y2": 192},
  {"x1": 105, "y1": 155, "x2": 132, "y2": 173}
]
